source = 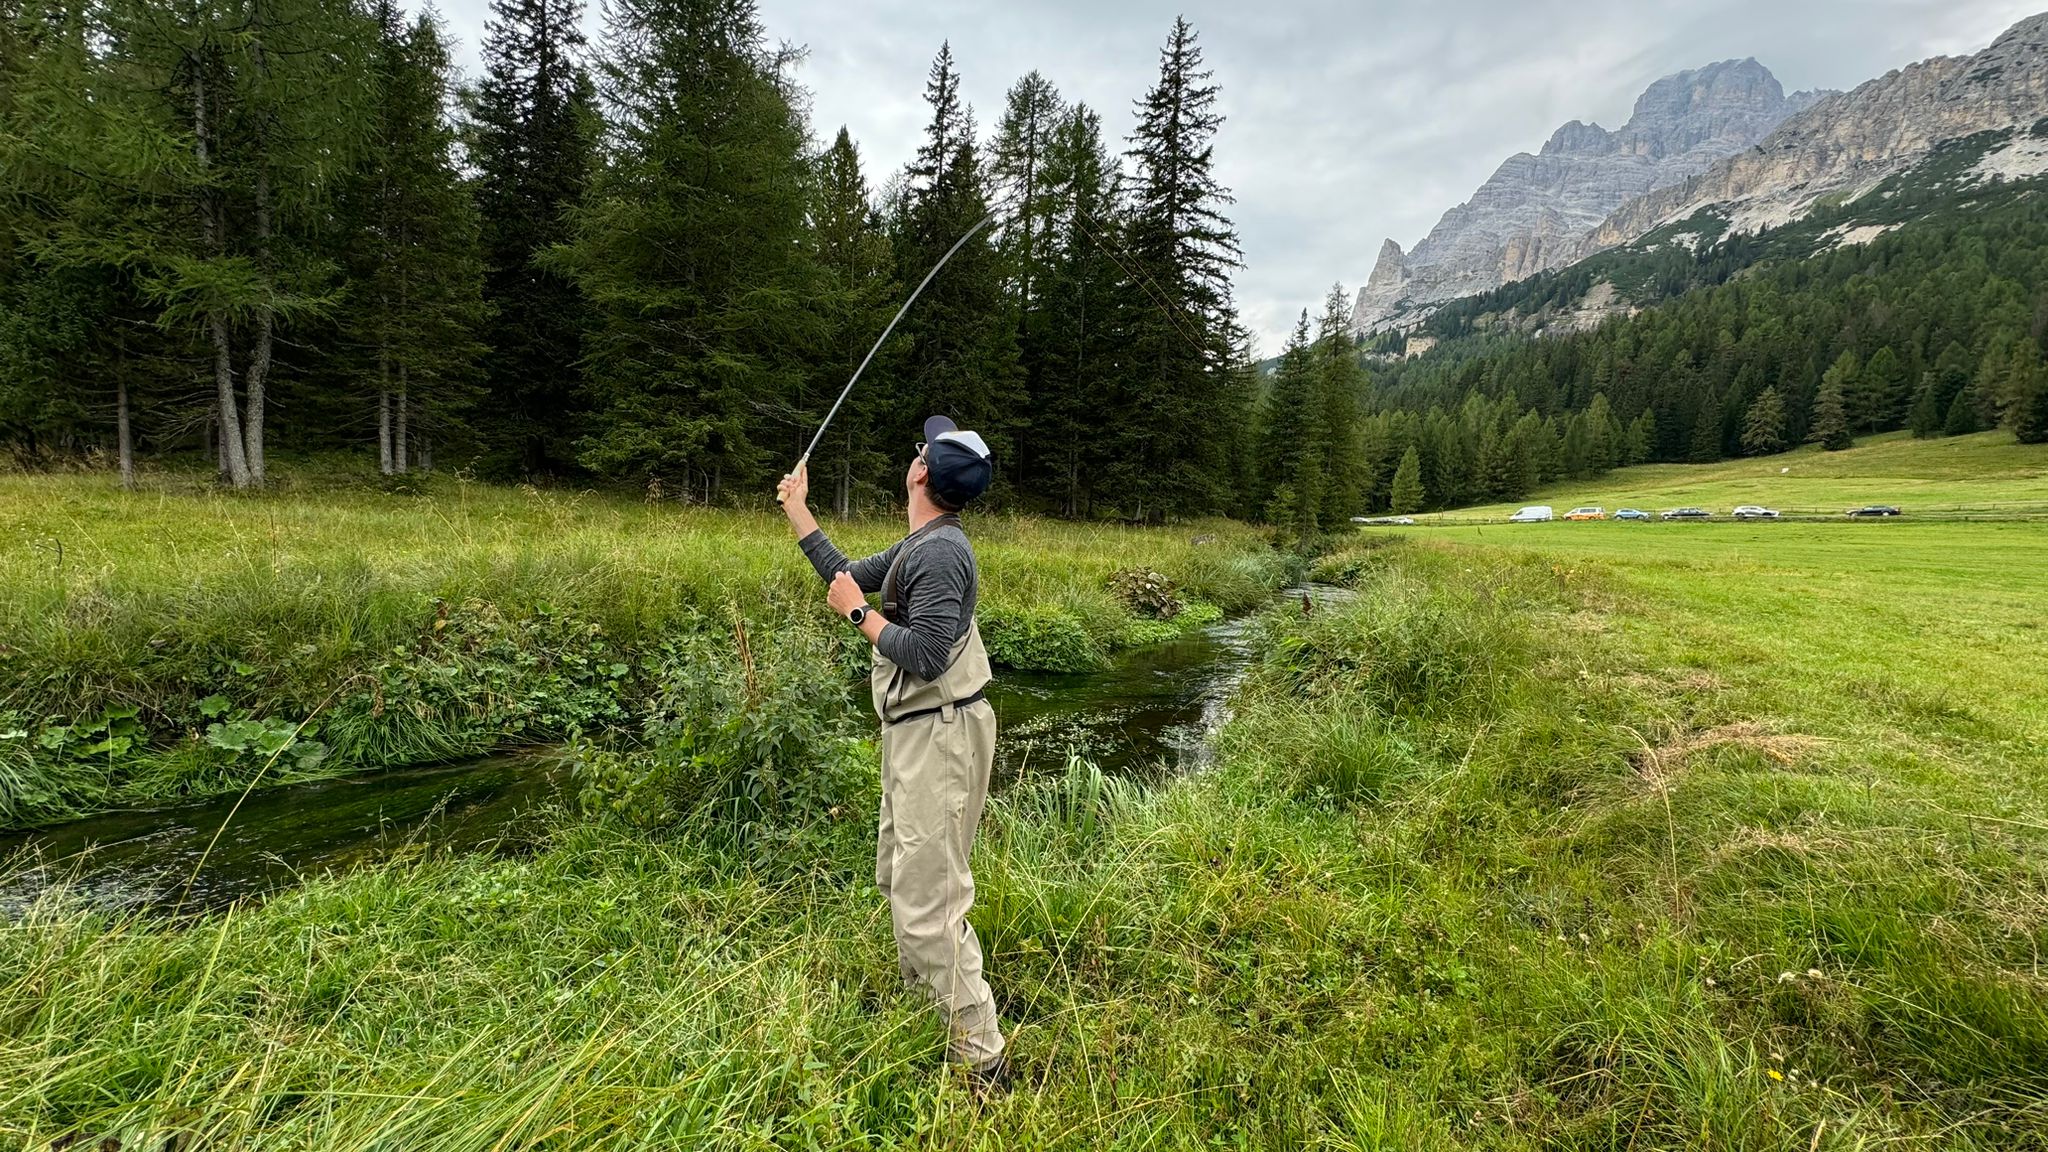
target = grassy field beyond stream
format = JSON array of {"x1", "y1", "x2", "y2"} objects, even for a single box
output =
[
  {"x1": 3, "y1": 477, "x2": 2044, "y2": 1146},
  {"x1": 0, "y1": 472, "x2": 1285, "y2": 826}
]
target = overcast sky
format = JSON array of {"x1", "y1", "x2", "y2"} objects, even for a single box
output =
[{"x1": 430, "y1": 0, "x2": 2043, "y2": 357}]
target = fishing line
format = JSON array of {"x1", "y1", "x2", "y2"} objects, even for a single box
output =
[{"x1": 780, "y1": 209, "x2": 1002, "y2": 500}]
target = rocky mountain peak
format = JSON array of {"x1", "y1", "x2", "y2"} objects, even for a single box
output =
[{"x1": 1354, "y1": 58, "x2": 1816, "y2": 334}]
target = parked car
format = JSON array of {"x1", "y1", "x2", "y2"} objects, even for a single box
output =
[
  {"x1": 1732, "y1": 505, "x2": 1780, "y2": 520},
  {"x1": 1564, "y1": 506, "x2": 1606, "y2": 521},
  {"x1": 1508, "y1": 506, "x2": 1555, "y2": 523},
  {"x1": 1661, "y1": 507, "x2": 1711, "y2": 521},
  {"x1": 1846, "y1": 504, "x2": 1903, "y2": 517},
  {"x1": 1614, "y1": 508, "x2": 1650, "y2": 522}
]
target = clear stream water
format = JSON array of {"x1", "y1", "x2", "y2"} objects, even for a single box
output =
[{"x1": 1, "y1": 590, "x2": 1341, "y2": 914}]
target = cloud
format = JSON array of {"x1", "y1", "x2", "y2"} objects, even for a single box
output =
[{"x1": 431, "y1": 0, "x2": 2043, "y2": 356}]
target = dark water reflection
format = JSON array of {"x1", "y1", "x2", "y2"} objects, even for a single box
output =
[{"x1": 2, "y1": 589, "x2": 1340, "y2": 914}]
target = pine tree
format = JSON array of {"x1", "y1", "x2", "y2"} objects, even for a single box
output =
[
  {"x1": 344, "y1": 5, "x2": 486, "y2": 475},
  {"x1": 808, "y1": 128, "x2": 897, "y2": 516},
  {"x1": 1312, "y1": 285, "x2": 1362, "y2": 527},
  {"x1": 1117, "y1": 17, "x2": 1240, "y2": 519},
  {"x1": 1740, "y1": 386, "x2": 1787, "y2": 455},
  {"x1": 469, "y1": 0, "x2": 595, "y2": 476},
  {"x1": 554, "y1": 0, "x2": 813, "y2": 496},
  {"x1": 1810, "y1": 365, "x2": 1854, "y2": 451},
  {"x1": 1388, "y1": 445, "x2": 1425, "y2": 515},
  {"x1": 1033, "y1": 104, "x2": 1126, "y2": 517},
  {"x1": 889, "y1": 45, "x2": 1025, "y2": 484}
]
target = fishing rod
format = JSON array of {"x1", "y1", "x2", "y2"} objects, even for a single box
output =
[{"x1": 779, "y1": 209, "x2": 1003, "y2": 503}]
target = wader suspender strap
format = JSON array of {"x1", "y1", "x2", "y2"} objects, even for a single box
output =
[
  {"x1": 877, "y1": 514, "x2": 972, "y2": 726},
  {"x1": 879, "y1": 514, "x2": 962, "y2": 619}
]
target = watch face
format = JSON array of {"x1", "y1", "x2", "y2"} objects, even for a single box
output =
[{"x1": 849, "y1": 606, "x2": 866, "y2": 624}]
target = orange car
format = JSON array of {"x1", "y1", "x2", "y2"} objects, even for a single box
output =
[{"x1": 1564, "y1": 506, "x2": 1606, "y2": 521}]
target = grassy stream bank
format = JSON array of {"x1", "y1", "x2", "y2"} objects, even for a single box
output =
[
  {"x1": 4, "y1": 512, "x2": 2044, "y2": 1147},
  {"x1": 1, "y1": 474, "x2": 1287, "y2": 826}
]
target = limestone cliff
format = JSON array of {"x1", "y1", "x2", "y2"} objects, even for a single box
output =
[
  {"x1": 1353, "y1": 59, "x2": 1820, "y2": 334},
  {"x1": 1581, "y1": 12, "x2": 2048, "y2": 256}
]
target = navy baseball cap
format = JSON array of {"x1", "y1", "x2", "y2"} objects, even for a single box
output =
[{"x1": 921, "y1": 415, "x2": 993, "y2": 508}]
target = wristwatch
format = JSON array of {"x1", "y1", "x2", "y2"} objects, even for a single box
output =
[{"x1": 847, "y1": 606, "x2": 868, "y2": 627}]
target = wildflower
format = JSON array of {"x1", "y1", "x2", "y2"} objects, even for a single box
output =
[
  {"x1": 1807, "y1": 968, "x2": 1823, "y2": 980},
  {"x1": 1768, "y1": 1069, "x2": 1784, "y2": 1082},
  {"x1": 1777, "y1": 971, "x2": 1797, "y2": 983}
]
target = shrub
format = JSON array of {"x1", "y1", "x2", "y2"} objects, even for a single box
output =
[
  {"x1": 980, "y1": 603, "x2": 1104, "y2": 672},
  {"x1": 1107, "y1": 567, "x2": 1183, "y2": 620},
  {"x1": 572, "y1": 615, "x2": 865, "y2": 837}
]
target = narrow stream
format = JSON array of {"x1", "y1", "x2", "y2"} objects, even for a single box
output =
[{"x1": 1, "y1": 590, "x2": 1336, "y2": 914}]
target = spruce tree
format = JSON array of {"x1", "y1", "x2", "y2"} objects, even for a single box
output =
[
  {"x1": 889, "y1": 45, "x2": 1025, "y2": 484},
  {"x1": 1256, "y1": 313, "x2": 1321, "y2": 534},
  {"x1": 1388, "y1": 446, "x2": 1425, "y2": 515},
  {"x1": 808, "y1": 128, "x2": 897, "y2": 516},
  {"x1": 1859, "y1": 346, "x2": 1906, "y2": 433},
  {"x1": 1032, "y1": 104, "x2": 1126, "y2": 517},
  {"x1": 343, "y1": 5, "x2": 486, "y2": 475},
  {"x1": 1118, "y1": 17, "x2": 1240, "y2": 519},
  {"x1": 1740, "y1": 386, "x2": 1787, "y2": 455},
  {"x1": 1810, "y1": 367, "x2": 1854, "y2": 451},
  {"x1": 2000, "y1": 346, "x2": 2048, "y2": 444},
  {"x1": 469, "y1": 0, "x2": 595, "y2": 476},
  {"x1": 1312, "y1": 285, "x2": 1362, "y2": 527},
  {"x1": 554, "y1": 0, "x2": 813, "y2": 496}
]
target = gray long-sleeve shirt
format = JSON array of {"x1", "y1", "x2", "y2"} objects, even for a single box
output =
[{"x1": 800, "y1": 520, "x2": 979, "y2": 683}]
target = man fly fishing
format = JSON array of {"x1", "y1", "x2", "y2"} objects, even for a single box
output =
[{"x1": 775, "y1": 416, "x2": 1007, "y2": 1090}]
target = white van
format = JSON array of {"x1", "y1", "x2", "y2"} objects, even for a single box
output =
[{"x1": 1508, "y1": 506, "x2": 1554, "y2": 523}]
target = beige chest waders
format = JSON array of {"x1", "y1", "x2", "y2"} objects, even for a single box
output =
[{"x1": 867, "y1": 524, "x2": 1005, "y2": 1071}]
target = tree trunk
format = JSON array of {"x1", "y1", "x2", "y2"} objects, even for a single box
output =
[
  {"x1": 378, "y1": 388, "x2": 392, "y2": 474},
  {"x1": 395, "y1": 378, "x2": 409, "y2": 474},
  {"x1": 420, "y1": 437, "x2": 432, "y2": 472},
  {"x1": 836, "y1": 426, "x2": 851, "y2": 518},
  {"x1": 211, "y1": 319, "x2": 251, "y2": 487},
  {"x1": 193, "y1": 63, "x2": 251, "y2": 489},
  {"x1": 116, "y1": 376, "x2": 134, "y2": 491},
  {"x1": 242, "y1": 166, "x2": 273, "y2": 488}
]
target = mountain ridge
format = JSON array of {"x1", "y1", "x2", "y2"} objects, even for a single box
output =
[{"x1": 1353, "y1": 58, "x2": 1825, "y2": 335}]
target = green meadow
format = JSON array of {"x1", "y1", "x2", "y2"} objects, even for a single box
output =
[
  {"x1": 3, "y1": 438, "x2": 2046, "y2": 1148},
  {"x1": 1437, "y1": 430, "x2": 2048, "y2": 519}
]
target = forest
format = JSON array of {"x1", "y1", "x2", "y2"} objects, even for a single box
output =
[
  {"x1": 1346, "y1": 188, "x2": 2048, "y2": 514},
  {"x1": 0, "y1": 0, "x2": 1263, "y2": 522}
]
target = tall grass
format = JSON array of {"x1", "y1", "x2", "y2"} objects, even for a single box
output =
[
  {"x1": 7, "y1": 530, "x2": 2044, "y2": 1146},
  {"x1": 0, "y1": 472, "x2": 1286, "y2": 824}
]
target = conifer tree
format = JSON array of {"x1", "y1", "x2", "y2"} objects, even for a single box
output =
[
  {"x1": 1388, "y1": 445, "x2": 1425, "y2": 515},
  {"x1": 1810, "y1": 364, "x2": 1854, "y2": 451},
  {"x1": 808, "y1": 128, "x2": 897, "y2": 516},
  {"x1": 1118, "y1": 17, "x2": 1240, "y2": 519},
  {"x1": 1032, "y1": 104, "x2": 1126, "y2": 517},
  {"x1": 1312, "y1": 285, "x2": 1362, "y2": 526},
  {"x1": 554, "y1": 0, "x2": 813, "y2": 496},
  {"x1": 889, "y1": 44, "x2": 1025, "y2": 483},
  {"x1": 469, "y1": 0, "x2": 595, "y2": 476},
  {"x1": 344, "y1": 4, "x2": 486, "y2": 475},
  {"x1": 1859, "y1": 346, "x2": 1907, "y2": 433},
  {"x1": 1255, "y1": 312, "x2": 1318, "y2": 532},
  {"x1": 1740, "y1": 386, "x2": 1787, "y2": 455}
]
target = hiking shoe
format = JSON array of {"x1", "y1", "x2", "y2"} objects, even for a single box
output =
[{"x1": 965, "y1": 1053, "x2": 1010, "y2": 1097}]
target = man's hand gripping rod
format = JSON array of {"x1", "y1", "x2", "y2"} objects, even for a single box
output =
[{"x1": 779, "y1": 210, "x2": 1001, "y2": 503}]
